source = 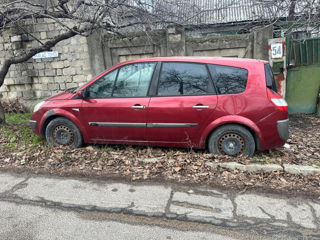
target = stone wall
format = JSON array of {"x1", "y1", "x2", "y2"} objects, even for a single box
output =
[
  {"x1": 0, "y1": 21, "x2": 273, "y2": 110},
  {"x1": 0, "y1": 19, "x2": 93, "y2": 109},
  {"x1": 96, "y1": 25, "x2": 273, "y2": 73}
]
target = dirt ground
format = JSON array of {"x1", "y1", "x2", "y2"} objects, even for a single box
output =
[
  {"x1": 284, "y1": 114, "x2": 320, "y2": 165},
  {"x1": 0, "y1": 113, "x2": 319, "y2": 198}
]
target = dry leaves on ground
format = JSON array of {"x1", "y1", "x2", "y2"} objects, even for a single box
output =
[{"x1": 0, "y1": 113, "x2": 319, "y2": 198}]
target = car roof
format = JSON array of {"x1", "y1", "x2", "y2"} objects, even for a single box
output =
[{"x1": 118, "y1": 56, "x2": 269, "y2": 66}]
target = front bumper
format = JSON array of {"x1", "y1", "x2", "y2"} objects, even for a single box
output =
[
  {"x1": 29, "y1": 120, "x2": 37, "y2": 131},
  {"x1": 277, "y1": 119, "x2": 289, "y2": 140}
]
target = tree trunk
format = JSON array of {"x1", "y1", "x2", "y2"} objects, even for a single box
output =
[
  {"x1": 288, "y1": 0, "x2": 297, "y2": 22},
  {"x1": 0, "y1": 101, "x2": 5, "y2": 124}
]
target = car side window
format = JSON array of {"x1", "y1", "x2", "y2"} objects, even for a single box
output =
[
  {"x1": 208, "y1": 64, "x2": 248, "y2": 95},
  {"x1": 113, "y1": 62, "x2": 156, "y2": 97},
  {"x1": 157, "y1": 62, "x2": 211, "y2": 96},
  {"x1": 265, "y1": 64, "x2": 278, "y2": 92},
  {"x1": 86, "y1": 70, "x2": 118, "y2": 98}
]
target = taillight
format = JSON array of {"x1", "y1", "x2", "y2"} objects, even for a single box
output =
[{"x1": 267, "y1": 88, "x2": 288, "y2": 111}]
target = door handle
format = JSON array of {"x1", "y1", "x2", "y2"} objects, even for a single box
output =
[
  {"x1": 131, "y1": 105, "x2": 146, "y2": 109},
  {"x1": 192, "y1": 105, "x2": 209, "y2": 109}
]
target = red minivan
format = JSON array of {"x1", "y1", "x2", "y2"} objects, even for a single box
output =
[{"x1": 30, "y1": 57, "x2": 289, "y2": 157}]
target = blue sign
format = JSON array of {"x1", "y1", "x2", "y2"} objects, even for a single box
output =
[{"x1": 32, "y1": 51, "x2": 59, "y2": 59}]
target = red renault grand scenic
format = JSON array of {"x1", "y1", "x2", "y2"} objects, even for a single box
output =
[{"x1": 30, "y1": 57, "x2": 289, "y2": 157}]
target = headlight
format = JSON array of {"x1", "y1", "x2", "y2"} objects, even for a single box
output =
[{"x1": 33, "y1": 101, "x2": 45, "y2": 113}]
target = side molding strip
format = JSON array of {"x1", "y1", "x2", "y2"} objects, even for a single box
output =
[
  {"x1": 147, "y1": 123, "x2": 198, "y2": 128},
  {"x1": 88, "y1": 122, "x2": 198, "y2": 128},
  {"x1": 89, "y1": 122, "x2": 146, "y2": 127}
]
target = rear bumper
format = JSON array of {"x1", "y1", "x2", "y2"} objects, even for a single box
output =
[
  {"x1": 256, "y1": 110, "x2": 288, "y2": 150},
  {"x1": 277, "y1": 119, "x2": 289, "y2": 140}
]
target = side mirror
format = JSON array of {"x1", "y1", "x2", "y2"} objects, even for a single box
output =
[{"x1": 76, "y1": 90, "x2": 83, "y2": 99}]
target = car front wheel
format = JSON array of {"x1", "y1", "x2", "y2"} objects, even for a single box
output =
[
  {"x1": 208, "y1": 124, "x2": 255, "y2": 157},
  {"x1": 45, "y1": 117, "x2": 82, "y2": 148}
]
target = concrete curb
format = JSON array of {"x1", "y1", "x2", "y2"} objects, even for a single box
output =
[
  {"x1": 283, "y1": 164, "x2": 320, "y2": 176},
  {"x1": 208, "y1": 162, "x2": 320, "y2": 176},
  {"x1": 205, "y1": 162, "x2": 283, "y2": 172},
  {"x1": 139, "y1": 158, "x2": 320, "y2": 176}
]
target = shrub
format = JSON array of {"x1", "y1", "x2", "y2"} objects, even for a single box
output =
[{"x1": 1, "y1": 98, "x2": 28, "y2": 114}]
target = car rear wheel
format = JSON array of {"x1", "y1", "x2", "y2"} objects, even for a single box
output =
[
  {"x1": 208, "y1": 124, "x2": 255, "y2": 157},
  {"x1": 45, "y1": 117, "x2": 82, "y2": 148}
]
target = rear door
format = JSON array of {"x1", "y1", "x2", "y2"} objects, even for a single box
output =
[{"x1": 147, "y1": 62, "x2": 218, "y2": 145}]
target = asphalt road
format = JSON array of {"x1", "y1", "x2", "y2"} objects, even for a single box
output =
[
  {"x1": 0, "y1": 201, "x2": 287, "y2": 240},
  {"x1": 0, "y1": 201, "x2": 241, "y2": 240},
  {"x1": 0, "y1": 172, "x2": 319, "y2": 240}
]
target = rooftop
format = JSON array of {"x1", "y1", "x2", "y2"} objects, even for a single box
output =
[{"x1": 143, "y1": 0, "x2": 319, "y2": 25}]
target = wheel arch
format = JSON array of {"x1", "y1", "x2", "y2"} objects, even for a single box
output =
[
  {"x1": 42, "y1": 114, "x2": 59, "y2": 137},
  {"x1": 205, "y1": 123, "x2": 260, "y2": 151},
  {"x1": 201, "y1": 116, "x2": 262, "y2": 151},
  {"x1": 40, "y1": 109, "x2": 88, "y2": 142}
]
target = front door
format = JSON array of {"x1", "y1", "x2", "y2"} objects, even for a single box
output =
[
  {"x1": 147, "y1": 62, "x2": 218, "y2": 145},
  {"x1": 80, "y1": 62, "x2": 156, "y2": 143}
]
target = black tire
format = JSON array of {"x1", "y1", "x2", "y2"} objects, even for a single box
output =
[
  {"x1": 208, "y1": 124, "x2": 255, "y2": 157},
  {"x1": 45, "y1": 117, "x2": 83, "y2": 148}
]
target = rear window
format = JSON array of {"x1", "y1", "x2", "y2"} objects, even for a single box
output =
[
  {"x1": 265, "y1": 64, "x2": 278, "y2": 92},
  {"x1": 208, "y1": 64, "x2": 248, "y2": 94}
]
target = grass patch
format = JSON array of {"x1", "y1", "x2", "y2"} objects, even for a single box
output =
[
  {"x1": 250, "y1": 156, "x2": 266, "y2": 164},
  {"x1": 5, "y1": 113, "x2": 31, "y2": 124},
  {"x1": 0, "y1": 113, "x2": 47, "y2": 151},
  {"x1": 100, "y1": 145, "x2": 114, "y2": 153},
  {"x1": 1, "y1": 142, "x2": 18, "y2": 151},
  {"x1": 250, "y1": 154, "x2": 276, "y2": 164}
]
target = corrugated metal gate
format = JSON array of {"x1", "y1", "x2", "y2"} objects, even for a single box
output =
[
  {"x1": 287, "y1": 37, "x2": 320, "y2": 66},
  {"x1": 285, "y1": 37, "x2": 320, "y2": 114}
]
